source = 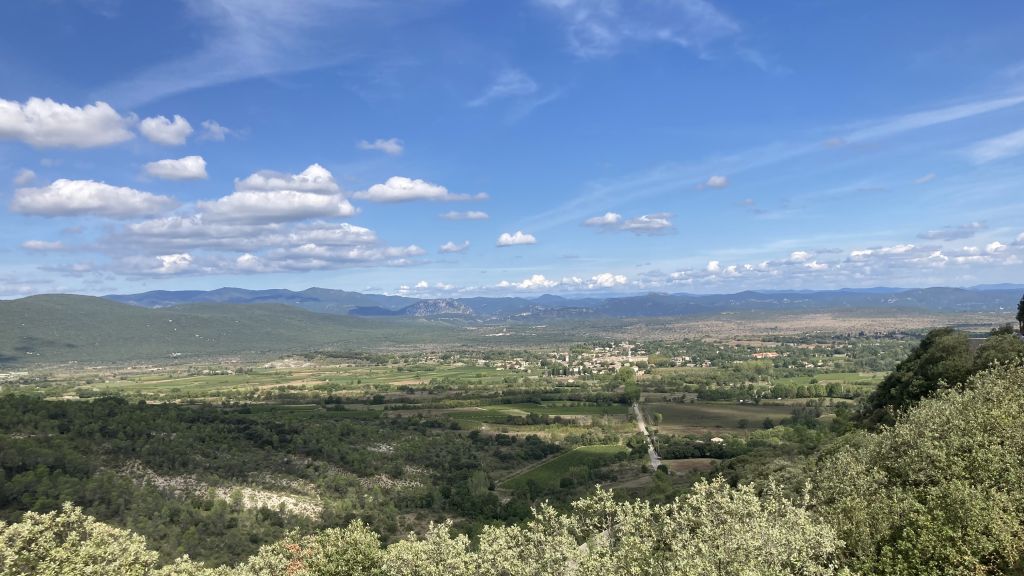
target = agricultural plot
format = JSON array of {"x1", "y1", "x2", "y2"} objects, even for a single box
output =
[
  {"x1": 645, "y1": 401, "x2": 795, "y2": 435},
  {"x1": 501, "y1": 444, "x2": 627, "y2": 492}
]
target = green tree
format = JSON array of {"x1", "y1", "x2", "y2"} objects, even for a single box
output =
[
  {"x1": 861, "y1": 327, "x2": 973, "y2": 425},
  {"x1": 815, "y1": 364, "x2": 1024, "y2": 575},
  {"x1": 1017, "y1": 293, "x2": 1024, "y2": 332}
]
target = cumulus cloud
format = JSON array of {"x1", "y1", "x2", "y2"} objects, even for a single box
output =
[
  {"x1": 986, "y1": 241, "x2": 1007, "y2": 254},
  {"x1": 441, "y1": 210, "x2": 489, "y2": 220},
  {"x1": 804, "y1": 261, "x2": 828, "y2": 271},
  {"x1": 788, "y1": 251, "x2": 811, "y2": 263},
  {"x1": 13, "y1": 168, "x2": 36, "y2": 186},
  {"x1": 439, "y1": 240, "x2": 470, "y2": 253},
  {"x1": 354, "y1": 176, "x2": 486, "y2": 202},
  {"x1": 139, "y1": 114, "x2": 193, "y2": 145},
  {"x1": 0, "y1": 97, "x2": 134, "y2": 148},
  {"x1": 197, "y1": 190, "x2": 356, "y2": 223},
  {"x1": 124, "y1": 217, "x2": 376, "y2": 252},
  {"x1": 156, "y1": 253, "x2": 193, "y2": 274},
  {"x1": 703, "y1": 175, "x2": 729, "y2": 189},
  {"x1": 200, "y1": 120, "x2": 231, "y2": 141},
  {"x1": 468, "y1": 69, "x2": 538, "y2": 107},
  {"x1": 497, "y1": 230, "x2": 537, "y2": 246},
  {"x1": 966, "y1": 127, "x2": 1024, "y2": 164},
  {"x1": 706, "y1": 260, "x2": 721, "y2": 272},
  {"x1": 498, "y1": 274, "x2": 558, "y2": 290},
  {"x1": 11, "y1": 179, "x2": 177, "y2": 218},
  {"x1": 586, "y1": 272, "x2": 628, "y2": 288},
  {"x1": 144, "y1": 155, "x2": 208, "y2": 180},
  {"x1": 584, "y1": 212, "x2": 623, "y2": 227},
  {"x1": 357, "y1": 137, "x2": 403, "y2": 155},
  {"x1": 235, "y1": 164, "x2": 341, "y2": 195},
  {"x1": 918, "y1": 221, "x2": 985, "y2": 241},
  {"x1": 21, "y1": 240, "x2": 64, "y2": 251}
]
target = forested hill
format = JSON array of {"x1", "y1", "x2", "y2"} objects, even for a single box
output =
[
  {"x1": 0, "y1": 295, "x2": 453, "y2": 367},
  {"x1": 105, "y1": 286, "x2": 1024, "y2": 319}
]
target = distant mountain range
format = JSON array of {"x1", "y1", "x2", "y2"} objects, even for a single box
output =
[
  {"x1": 1, "y1": 286, "x2": 1020, "y2": 368},
  {"x1": 104, "y1": 285, "x2": 1024, "y2": 320}
]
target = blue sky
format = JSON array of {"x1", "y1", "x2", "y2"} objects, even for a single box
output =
[{"x1": 1, "y1": 0, "x2": 1023, "y2": 298}]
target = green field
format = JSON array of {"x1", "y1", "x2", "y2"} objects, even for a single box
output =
[
  {"x1": 646, "y1": 401, "x2": 796, "y2": 435},
  {"x1": 501, "y1": 444, "x2": 627, "y2": 491}
]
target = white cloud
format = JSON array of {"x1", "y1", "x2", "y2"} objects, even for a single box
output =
[
  {"x1": 139, "y1": 114, "x2": 193, "y2": 145},
  {"x1": 13, "y1": 168, "x2": 36, "y2": 186},
  {"x1": 197, "y1": 190, "x2": 356, "y2": 223},
  {"x1": 357, "y1": 137, "x2": 403, "y2": 155},
  {"x1": 535, "y1": 0, "x2": 740, "y2": 58},
  {"x1": 200, "y1": 120, "x2": 231, "y2": 141},
  {"x1": 0, "y1": 97, "x2": 134, "y2": 148},
  {"x1": 439, "y1": 240, "x2": 470, "y2": 253},
  {"x1": 235, "y1": 163, "x2": 341, "y2": 195},
  {"x1": 1017, "y1": 232, "x2": 1024, "y2": 245},
  {"x1": 914, "y1": 173, "x2": 936, "y2": 185},
  {"x1": 966, "y1": 127, "x2": 1024, "y2": 164},
  {"x1": 804, "y1": 260, "x2": 828, "y2": 271},
  {"x1": 985, "y1": 241, "x2": 1007, "y2": 254},
  {"x1": 584, "y1": 212, "x2": 623, "y2": 227},
  {"x1": 123, "y1": 217, "x2": 377, "y2": 252},
  {"x1": 584, "y1": 211, "x2": 673, "y2": 234},
  {"x1": 706, "y1": 260, "x2": 721, "y2": 272},
  {"x1": 878, "y1": 244, "x2": 914, "y2": 255},
  {"x1": 703, "y1": 175, "x2": 729, "y2": 189},
  {"x1": 21, "y1": 240, "x2": 64, "y2": 251},
  {"x1": 498, "y1": 274, "x2": 558, "y2": 290},
  {"x1": 144, "y1": 155, "x2": 208, "y2": 180},
  {"x1": 587, "y1": 272, "x2": 628, "y2": 288},
  {"x1": 441, "y1": 210, "x2": 489, "y2": 220},
  {"x1": 354, "y1": 176, "x2": 486, "y2": 202},
  {"x1": 11, "y1": 179, "x2": 177, "y2": 218},
  {"x1": 469, "y1": 69, "x2": 538, "y2": 107},
  {"x1": 621, "y1": 213, "x2": 674, "y2": 234},
  {"x1": 156, "y1": 253, "x2": 193, "y2": 274},
  {"x1": 415, "y1": 280, "x2": 430, "y2": 289},
  {"x1": 788, "y1": 250, "x2": 811, "y2": 263},
  {"x1": 497, "y1": 230, "x2": 537, "y2": 246}
]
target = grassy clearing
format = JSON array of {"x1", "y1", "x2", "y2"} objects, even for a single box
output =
[{"x1": 501, "y1": 445, "x2": 626, "y2": 491}]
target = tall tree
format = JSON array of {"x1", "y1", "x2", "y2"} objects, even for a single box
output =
[{"x1": 1017, "y1": 293, "x2": 1024, "y2": 332}]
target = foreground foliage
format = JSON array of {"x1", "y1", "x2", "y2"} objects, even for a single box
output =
[{"x1": 0, "y1": 478, "x2": 847, "y2": 576}]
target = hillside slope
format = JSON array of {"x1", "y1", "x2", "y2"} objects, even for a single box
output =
[{"x1": 0, "y1": 295, "x2": 453, "y2": 367}]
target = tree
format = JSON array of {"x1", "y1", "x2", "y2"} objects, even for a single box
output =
[
  {"x1": 815, "y1": 364, "x2": 1024, "y2": 575},
  {"x1": 1017, "y1": 293, "x2": 1024, "y2": 332},
  {"x1": 860, "y1": 328, "x2": 973, "y2": 425}
]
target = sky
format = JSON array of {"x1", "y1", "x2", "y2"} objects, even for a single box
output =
[{"x1": 1, "y1": 0, "x2": 1023, "y2": 299}]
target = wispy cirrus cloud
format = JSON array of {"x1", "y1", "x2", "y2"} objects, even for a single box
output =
[
  {"x1": 966, "y1": 127, "x2": 1024, "y2": 164},
  {"x1": 534, "y1": 0, "x2": 741, "y2": 59},
  {"x1": 96, "y1": 0, "x2": 449, "y2": 106},
  {"x1": 918, "y1": 221, "x2": 985, "y2": 241}
]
